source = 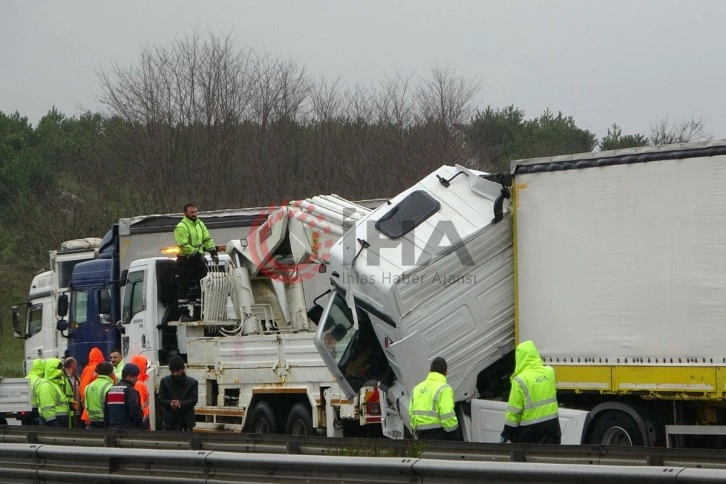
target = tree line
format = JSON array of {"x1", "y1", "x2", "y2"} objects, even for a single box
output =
[{"x1": 0, "y1": 31, "x2": 711, "y2": 357}]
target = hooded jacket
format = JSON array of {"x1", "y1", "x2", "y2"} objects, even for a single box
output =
[
  {"x1": 37, "y1": 358, "x2": 70, "y2": 426},
  {"x1": 80, "y1": 348, "x2": 106, "y2": 424},
  {"x1": 501, "y1": 340, "x2": 561, "y2": 444},
  {"x1": 130, "y1": 355, "x2": 150, "y2": 420},
  {"x1": 26, "y1": 358, "x2": 45, "y2": 408}
]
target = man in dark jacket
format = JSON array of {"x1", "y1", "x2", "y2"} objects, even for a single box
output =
[
  {"x1": 157, "y1": 356, "x2": 198, "y2": 431},
  {"x1": 105, "y1": 363, "x2": 144, "y2": 429}
]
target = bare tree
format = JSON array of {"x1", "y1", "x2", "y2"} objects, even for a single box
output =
[
  {"x1": 344, "y1": 84, "x2": 374, "y2": 124},
  {"x1": 410, "y1": 64, "x2": 481, "y2": 169},
  {"x1": 310, "y1": 76, "x2": 344, "y2": 122},
  {"x1": 372, "y1": 73, "x2": 414, "y2": 128},
  {"x1": 248, "y1": 51, "x2": 309, "y2": 126},
  {"x1": 650, "y1": 115, "x2": 712, "y2": 145},
  {"x1": 98, "y1": 30, "x2": 255, "y2": 209},
  {"x1": 414, "y1": 64, "x2": 481, "y2": 128}
]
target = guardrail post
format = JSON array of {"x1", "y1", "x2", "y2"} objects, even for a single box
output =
[{"x1": 190, "y1": 436, "x2": 202, "y2": 450}]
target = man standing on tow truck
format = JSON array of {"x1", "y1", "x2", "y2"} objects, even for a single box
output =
[{"x1": 174, "y1": 203, "x2": 218, "y2": 320}]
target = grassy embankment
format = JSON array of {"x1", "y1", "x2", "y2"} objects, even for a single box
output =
[{"x1": 1, "y1": 264, "x2": 31, "y2": 377}]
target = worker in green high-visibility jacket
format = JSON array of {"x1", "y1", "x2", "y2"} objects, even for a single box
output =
[
  {"x1": 84, "y1": 361, "x2": 115, "y2": 428},
  {"x1": 409, "y1": 357, "x2": 461, "y2": 440},
  {"x1": 174, "y1": 203, "x2": 218, "y2": 318},
  {"x1": 37, "y1": 358, "x2": 71, "y2": 427},
  {"x1": 25, "y1": 358, "x2": 45, "y2": 425},
  {"x1": 501, "y1": 340, "x2": 561, "y2": 444}
]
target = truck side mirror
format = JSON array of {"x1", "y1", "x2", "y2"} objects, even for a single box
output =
[
  {"x1": 56, "y1": 319, "x2": 69, "y2": 331},
  {"x1": 11, "y1": 305, "x2": 22, "y2": 338},
  {"x1": 57, "y1": 294, "x2": 69, "y2": 317}
]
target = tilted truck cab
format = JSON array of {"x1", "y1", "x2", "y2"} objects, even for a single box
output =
[{"x1": 314, "y1": 165, "x2": 520, "y2": 440}]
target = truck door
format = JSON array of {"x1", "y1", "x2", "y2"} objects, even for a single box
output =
[
  {"x1": 121, "y1": 268, "x2": 148, "y2": 359},
  {"x1": 314, "y1": 292, "x2": 390, "y2": 398},
  {"x1": 24, "y1": 300, "x2": 47, "y2": 360}
]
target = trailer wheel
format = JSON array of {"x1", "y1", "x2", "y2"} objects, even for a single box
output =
[
  {"x1": 286, "y1": 403, "x2": 314, "y2": 436},
  {"x1": 588, "y1": 410, "x2": 644, "y2": 446},
  {"x1": 249, "y1": 402, "x2": 277, "y2": 434}
]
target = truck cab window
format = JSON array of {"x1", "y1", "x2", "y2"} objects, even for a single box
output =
[
  {"x1": 375, "y1": 190, "x2": 440, "y2": 239},
  {"x1": 70, "y1": 290, "x2": 89, "y2": 329},
  {"x1": 99, "y1": 288, "x2": 113, "y2": 323},
  {"x1": 122, "y1": 271, "x2": 145, "y2": 323},
  {"x1": 27, "y1": 304, "x2": 43, "y2": 336}
]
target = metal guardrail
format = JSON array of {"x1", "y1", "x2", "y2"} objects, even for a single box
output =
[
  {"x1": 2, "y1": 442, "x2": 726, "y2": 483},
  {"x1": 3, "y1": 425, "x2": 726, "y2": 468},
  {"x1": 2, "y1": 426, "x2": 726, "y2": 482}
]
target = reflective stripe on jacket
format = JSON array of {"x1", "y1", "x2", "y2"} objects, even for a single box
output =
[
  {"x1": 84, "y1": 375, "x2": 113, "y2": 423},
  {"x1": 105, "y1": 380, "x2": 144, "y2": 429},
  {"x1": 26, "y1": 358, "x2": 45, "y2": 408},
  {"x1": 174, "y1": 217, "x2": 214, "y2": 258},
  {"x1": 37, "y1": 358, "x2": 70, "y2": 424},
  {"x1": 409, "y1": 371, "x2": 459, "y2": 433},
  {"x1": 504, "y1": 340, "x2": 559, "y2": 428}
]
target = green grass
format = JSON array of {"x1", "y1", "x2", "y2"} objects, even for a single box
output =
[
  {"x1": 329, "y1": 438, "x2": 426, "y2": 458},
  {"x1": 0, "y1": 316, "x2": 25, "y2": 377},
  {"x1": 1, "y1": 262, "x2": 31, "y2": 378}
]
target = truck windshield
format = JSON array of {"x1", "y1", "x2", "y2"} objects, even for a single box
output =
[{"x1": 318, "y1": 292, "x2": 389, "y2": 395}]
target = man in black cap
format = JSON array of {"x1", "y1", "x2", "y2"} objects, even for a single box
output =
[
  {"x1": 105, "y1": 363, "x2": 144, "y2": 429},
  {"x1": 157, "y1": 356, "x2": 198, "y2": 431}
]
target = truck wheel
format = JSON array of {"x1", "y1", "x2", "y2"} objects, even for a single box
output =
[
  {"x1": 588, "y1": 410, "x2": 644, "y2": 446},
  {"x1": 0, "y1": 417, "x2": 7, "y2": 426},
  {"x1": 286, "y1": 403, "x2": 314, "y2": 435},
  {"x1": 249, "y1": 402, "x2": 277, "y2": 434}
]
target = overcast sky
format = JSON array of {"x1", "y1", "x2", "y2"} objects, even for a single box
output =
[{"x1": 2, "y1": 0, "x2": 725, "y2": 141}]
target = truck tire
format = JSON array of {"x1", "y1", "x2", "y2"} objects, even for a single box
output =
[
  {"x1": 248, "y1": 402, "x2": 277, "y2": 434},
  {"x1": 0, "y1": 417, "x2": 7, "y2": 426},
  {"x1": 587, "y1": 410, "x2": 644, "y2": 446},
  {"x1": 286, "y1": 403, "x2": 314, "y2": 436}
]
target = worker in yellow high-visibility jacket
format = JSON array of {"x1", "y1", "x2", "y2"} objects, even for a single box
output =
[
  {"x1": 409, "y1": 357, "x2": 461, "y2": 440},
  {"x1": 174, "y1": 203, "x2": 218, "y2": 320},
  {"x1": 501, "y1": 340, "x2": 561, "y2": 444}
]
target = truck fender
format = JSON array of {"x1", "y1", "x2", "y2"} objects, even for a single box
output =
[{"x1": 584, "y1": 401, "x2": 658, "y2": 446}]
